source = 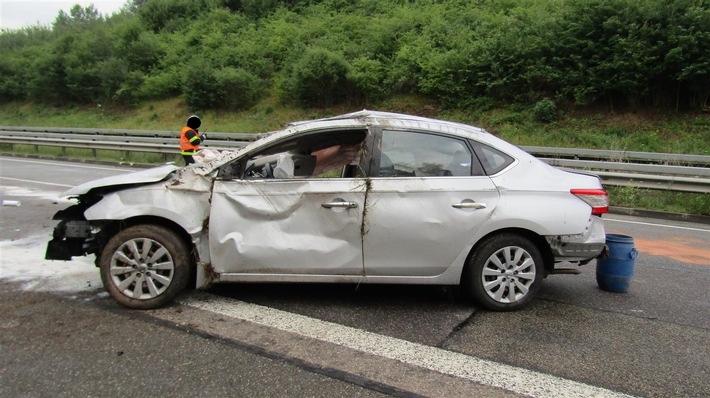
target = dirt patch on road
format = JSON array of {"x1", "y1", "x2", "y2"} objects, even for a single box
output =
[{"x1": 633, "y1": 237, "x2": 710, "y2": 266}]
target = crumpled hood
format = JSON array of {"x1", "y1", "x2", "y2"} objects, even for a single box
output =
[{"x1": 62, "y1": 164, "x2": 180, "y2": 197}]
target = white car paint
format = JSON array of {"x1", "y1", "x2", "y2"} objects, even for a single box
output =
[{"x1": 47, "y1": 110, "x2": 608, "y2": 310}]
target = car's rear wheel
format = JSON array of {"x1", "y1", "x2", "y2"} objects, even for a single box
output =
[
  {"x1": 99, "y1": 225, "x2": 190, "y2": 309},
  {"x1": 464, "y1": 233, "x2": 544, "y2": 311}
]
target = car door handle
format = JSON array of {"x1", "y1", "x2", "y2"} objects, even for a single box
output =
[
  {"x1": 321, "y1": 201, "x2": 358, "y2": 209},
  {"x1": 452, "y1": 202, "x2": 486, "y2": 209}
]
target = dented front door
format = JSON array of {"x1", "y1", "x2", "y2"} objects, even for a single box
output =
[{"x1": 209, "y1": 179, "x2": 366, "y2": 275}]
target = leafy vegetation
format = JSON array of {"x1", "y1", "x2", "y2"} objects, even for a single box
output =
[
  {"x1": 607, "y1": 186, "x2": 710, "y2": 216},
  {"x1": 1, "y1": 0, "x2": 708, "y2": 112}
]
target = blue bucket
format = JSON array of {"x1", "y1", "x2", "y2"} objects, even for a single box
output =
[{"x1": 596, "y1": 234, "x2": 638, "y2": 293}]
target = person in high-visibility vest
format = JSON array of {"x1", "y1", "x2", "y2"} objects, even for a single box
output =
[{"x1": 180, "y1": 115, "x2": 206, "y2": 164}]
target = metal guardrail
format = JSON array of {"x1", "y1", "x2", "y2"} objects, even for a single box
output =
[{"x1": 1, "y1": 126, "x2": 709, "y2": 193}]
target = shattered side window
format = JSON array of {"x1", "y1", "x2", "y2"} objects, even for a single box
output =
[
  {"x1": 242, "y1": 129, "x2": 368, "y2": 179},
  {"x1": 216, "y1": 158, "x2": 244, "y2": 179},
  {"x1": 379, "y1": 130, "x2": 482, "y2": 177}
]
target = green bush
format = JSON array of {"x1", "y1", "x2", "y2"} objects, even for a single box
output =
[
  {"x1": 140, "y1": 67, "x2": 182, "y2": 99},
  {"x1": 214, "y1": 67, "x2": 262, "y2": 110},
  {"x1": 137, "y1": 0, "x2": 213, "y2": 32},
  {"x1": 114, "y1": 70, "x2": 146, "y2": 106},
  {"x1": 0, "y1": 57, "x2": 24, "y2": 100},
  {"x1": 182, "y1": 62, "x2": 262, "y2": 111},
  {"x1": 182, "y1": 59, "x2": 221, "y2": 110},
  {"x1": 348, "y1": 57, "x2": 388, "y2": 103},
  {"x1": 279, "y1": 47, "x2": 357, "y2": 107},
  {"x1": 240, "y1": 0, "x2": 282, "y2": 18},
  {"x1": 532, "y1": 98, "x2": 558, "y2": 123}
]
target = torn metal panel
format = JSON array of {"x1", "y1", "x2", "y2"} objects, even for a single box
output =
[
  {"x1": 166, "y1": 167, "x2": 214, "y2": 193},
  {"x1": 209, "y1": 179, "x2": 365, "y2": 276},
  {"x1": 62, "y1": 164, "x2": 179, "y2": 197},
  {"x1": 196, "y1": 261, "x2": 217, "y2": 289},
  {"x1": 546, "y1": 216, "x2": 606, "y2": 261}
]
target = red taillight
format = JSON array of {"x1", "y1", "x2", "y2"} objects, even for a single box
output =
[{"x1": 571, "y1": 189, "x2": 609, "y2": 215}]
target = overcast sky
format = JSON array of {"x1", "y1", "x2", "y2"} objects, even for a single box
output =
[{"x1": 1, "y1": 0, "x2": 125, "y2": 30}]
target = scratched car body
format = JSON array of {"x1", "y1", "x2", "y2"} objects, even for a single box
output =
[{"x1": 46, "y1": 111, "x2": 609, "y2": 311}]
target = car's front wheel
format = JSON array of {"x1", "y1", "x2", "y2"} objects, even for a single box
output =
[
  {"x1": 464, "y1": 233, "x2": 544, "y2": 311},
  {"x1": 99, "y1": 225, "x2": 191, "y2": 309}
]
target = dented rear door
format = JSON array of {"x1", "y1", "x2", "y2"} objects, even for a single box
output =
[{"x1": 209, "y1": 179, "x2": 366, "y2": 275}]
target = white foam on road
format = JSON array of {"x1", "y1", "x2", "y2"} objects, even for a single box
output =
[
  {"x1": 0, "y1": 233, "x2": 101, "y2": 293},
  {"x1": 182, "y1": 293, "x2": 634, "y2": 398},
  {"x1": 0, "y1": 186, "x2": 97, "y2": 292}
]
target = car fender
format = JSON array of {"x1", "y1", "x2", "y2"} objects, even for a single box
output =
[
  {"x1": 490, "y1": 191, "x2": 593, "y2": 235},
  {"x1": 84, "y1": 185, "x2": 210, "y2": 236},
  {"x1": 63, "y1": 164, "x2": 179, "y2": 197}
]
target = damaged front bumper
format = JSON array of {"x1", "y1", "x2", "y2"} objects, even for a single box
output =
[
  {"x1": 546, "y1": 216, "x2": 606, "y2": 263},
  {"x1": 45, "y1": 220, "x2": 94, "y2": 260},
  {"x1": 45, "y1": 203, "x2": 100, "y2": 261}
]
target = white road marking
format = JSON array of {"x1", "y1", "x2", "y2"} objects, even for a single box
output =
[
  {"x1": 182, "y1": 293, "x2": 634, "y2": 398},
  {"x1": 0, "y1": 157, "x2": 135, "y2": 172},
  {"x1": 605, "y1": 217, "x2": 710, "y2": 233},
  {"x1": 0, "y1": 176, "x2": 73, "y2": 188}
]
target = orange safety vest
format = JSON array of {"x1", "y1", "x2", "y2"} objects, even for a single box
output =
[{"x1": 180, "y1": 126, "x2": 201, "y2": 155}]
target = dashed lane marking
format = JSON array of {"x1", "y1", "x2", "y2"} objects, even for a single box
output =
[
  {"x1": 0, "y1": 176, "x2": 73, "y2": 188},
  {"x1": 0, "y1": 157, "x2": 136, "y2": 172},
  {"x1": 605, "y1": 217, "x2": 710, "y2": 233}
]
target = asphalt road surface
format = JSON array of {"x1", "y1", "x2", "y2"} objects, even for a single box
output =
[{"x1": 1, "y1": 155, "x2": 708, "y2": 397}]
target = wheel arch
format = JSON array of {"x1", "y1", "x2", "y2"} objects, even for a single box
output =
[
  {"x1": 94, "y1": 216, "x2": 196, "y2": 266},
  {"x1": 462, "y1": 227, "x2": 555, "y2": 279}
]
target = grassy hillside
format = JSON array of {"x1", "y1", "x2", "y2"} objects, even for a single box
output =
[{"x1": 1, "y1": 95, "x2": 708, "y2": 154}]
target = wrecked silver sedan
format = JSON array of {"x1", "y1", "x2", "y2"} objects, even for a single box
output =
[{"x1": 46, "y1": 111, "x2": 608, "y2": 311}]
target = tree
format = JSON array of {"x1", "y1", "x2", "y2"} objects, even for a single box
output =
[{"x1": 54, "y1": 4, "x2": 102, "y2": 31}]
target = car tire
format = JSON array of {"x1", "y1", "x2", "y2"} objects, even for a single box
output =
[
  {"x1": 99, "y1": 225, "x2": 191, "y2": 309},
  {"x1": 464, "y1": 233, "x2": 544, "y2": 311}
]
